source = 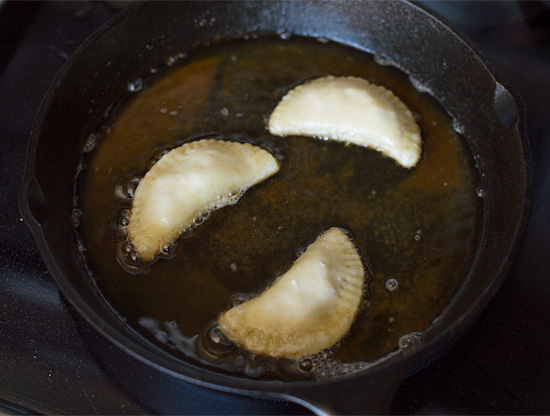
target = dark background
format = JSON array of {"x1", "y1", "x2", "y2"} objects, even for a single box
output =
[{"x1": 0, "y1": 1, "x2": 549, "y2": 414}]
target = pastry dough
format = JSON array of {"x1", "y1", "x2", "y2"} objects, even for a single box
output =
[
  {"x1": 127, "y1": 139, "x2": 279, "y2": 261},
  {"x1": 218, "y1": 228, "x2": 365, "y2": 358},
  {"x1": 269, "y1": 76, "x2": 422, "y2": 168}
]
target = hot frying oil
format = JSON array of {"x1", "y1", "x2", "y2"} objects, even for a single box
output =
[{"x1": 77, "y1": 37, "x2": 480, "y2": 380}]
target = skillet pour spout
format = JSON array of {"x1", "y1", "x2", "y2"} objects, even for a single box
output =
[{"x1": 19, "y1": 1, "x2": 531, "y2": 414}]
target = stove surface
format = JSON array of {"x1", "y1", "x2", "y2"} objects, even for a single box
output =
[{"x1": 1, "y1": 1, "x2": 549, "y2": 414}]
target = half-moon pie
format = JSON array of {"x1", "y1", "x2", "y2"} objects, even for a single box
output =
[
  {"x1": 218, "y1": 227, "x2": 365, "y2": 358},
  {"x1": 269, "y1": 76, "x2": 422, "y2": 168},
  {"x1": 127, "y1": 139, "x2": 279, "y2": 261}
]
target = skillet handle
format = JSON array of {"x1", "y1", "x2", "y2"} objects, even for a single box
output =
[{"x1": 280, "y1": 362, "x2": 409, "y2": 415}]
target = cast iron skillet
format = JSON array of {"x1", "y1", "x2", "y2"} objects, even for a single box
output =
[{"x1": 19, "y1": 1, "x2": 531, "y2": 414}]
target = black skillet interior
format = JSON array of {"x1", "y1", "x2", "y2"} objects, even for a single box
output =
[{"x1": 19, "y1": 1, "x2": 531, "y2": 414}]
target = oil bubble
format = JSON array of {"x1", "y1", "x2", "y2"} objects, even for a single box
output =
[
  {"x1": 118, "y1": 208, "x2": 130, "y2": 227},
  {"x1": 71, "y1": 209, "x2": 81, "y2": 228},
  {"x1": 229, "y1": 293, "x2": 250, "y2": 307},
  {"x1": 165, "y1": 55, "x2": 177, "y2": 66},
  {"x1": 299, "y1": 358, "x2": 313, "y2": 371},
  {"x1": 452, "y1": 119, "x2": 465, "y2": 135},
  {"x1": 152, "y1": 147, "x2": 170, "y2": 162},
  {"x1": 159, "y1": 241, "x2": 177, "y2": 259},
  {"x1": 116, "y1": 240, "x2": 151, "y2": 275},
  {"x1": 476, "y1": 186, "x2": 485, "y2": 198},
  {"x1": 385, "y1": 278, "x2": 399, "y2": 292},
  {"x1": 127, "y1": 78, "x2": 143, "y2": 92},
  {"x1": 199, "y1": 321, "x2": 235, "y2": 358},
  {"x1": 123, "y1": 176, "x2": 140, "y2": 198},
  {"x1": 83, "y1": 133, "x2": 98, "y2": 153},
  {"x1": 278, "y1": 31, "x2": 291, "y2": 40},
  {"x1": 124, "y1": 241, "x2": 133, "y2": 253}
]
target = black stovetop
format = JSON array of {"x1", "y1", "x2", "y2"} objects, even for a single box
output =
[{"x1": 1, "y1": 1, "x2": 549, "y2": 414}]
